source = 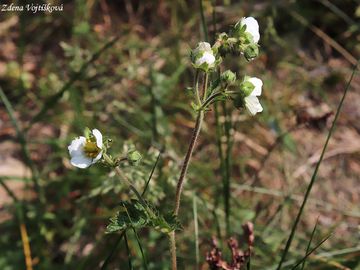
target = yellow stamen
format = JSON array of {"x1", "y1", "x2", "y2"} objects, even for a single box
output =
[{"x1": 83, "y1": 139, "x2": 100, "y2": 158}]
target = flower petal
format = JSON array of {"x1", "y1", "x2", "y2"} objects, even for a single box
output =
[
  {"x1": 248, "y1": 77, "x2": 263, "y2": 96},
  {"x1": 92, "y1": 151, "x2": 103, "y2": 164},
  {"x1": 245, "y1": 95, "x2": 263, "y2": 115},
  {"x1": 68, "y1": 137, "x2": 86, "y2": 157},
  {"x1": 92, "y1": 129, "x2": 103, "y2": 149},
  {"x1": 70, "y1": 154, "x2": 93, "y2": 169},
  {"x1": 196, "y1": 51, "x2": 215, "y2": 66},
  {"x1": 241, "y1": 17, "x2": 260, "y2": 43}
]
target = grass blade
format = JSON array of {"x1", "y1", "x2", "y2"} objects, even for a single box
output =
[
  {"x1": 141, "y1": 150, "x2": 162, "y2": 196},
  {"x1": 131, "y1": 227, "x2": 148, "y2": 270},
  {"x1": 276, "y1": 62, "x2": 358, "y2": 269},
  {"x1": 123, "y1": 205, "x2": 149, "y2": 270},
  {"x1": 0, "y1": 177, "x2": 19, "y2": 202},
  {"x1": 124, "y1": 232, "x2": 134, "y2": 270},
  {"x1": 300, "y1": 217, "x2": 319, "y2": 270},
  {"x1": 290, "y1": 233, "x2": 332, "y2": 270},
  {"x1": 100, "y1": 231, "x2": 125, "y2": 270}
]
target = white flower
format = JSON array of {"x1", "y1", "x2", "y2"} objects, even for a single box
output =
[
  {"x1": 192, "y1": 42, "x2": 216, "y2": 70},
  {"x1": 240, "y1": 17, "x2": 260, "y2": 43},
  {"x1": 68, "y1": 129, "x2": 103, "y2": 169},
  {"x1": 195, "y1": 51, "x2": 215, "y2": 66},
  {"x1": 244, "y1": 77, "x2": 263, "y2": 115}
]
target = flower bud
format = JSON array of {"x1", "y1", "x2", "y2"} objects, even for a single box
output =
[
  {"x1": 214, "y1": 33, "x2": 232, "y2": 57},
  {"x1": 127, "y1": 150, "x2": 142, "y2": 165},
  {"x1": 191, "y1": 42, "x2": 216, "y2": 72},
  {"x1": 244, "y1": 44, "x2": 259, "y2": 61},
  {"x1": 220, "y1": 70, "x2": 236, "y2": 87},
  {"x1": 234, "y1": 17, "x2": 260, "y2": 44}
]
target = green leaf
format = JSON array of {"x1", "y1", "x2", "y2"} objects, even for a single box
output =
[
  {"x1": 106, "y1": 200, "x2": 148, "y2": 233},
  {"x1": 106, "y1": 200, "x2": 181, "y2": 234},
  {"x1": 151, "y1": 212, "x2": 182, "y2": 233}
]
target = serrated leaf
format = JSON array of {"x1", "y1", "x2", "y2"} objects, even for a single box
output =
[
  {"x1": 151, "y1": 212, "x2": 182, "y2": 233},
  {"x1": 106, "y1": 200, "x2": 148, "y2": 233},
  {"x1": 106, "y1": 200, "x2": 181, "y2": 234}
]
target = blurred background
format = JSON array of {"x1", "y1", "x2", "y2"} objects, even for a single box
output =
[{"x1": 0, "y1": 0, "x2": 359, "y2": 269}]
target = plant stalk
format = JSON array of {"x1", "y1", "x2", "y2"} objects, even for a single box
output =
[
  {"x1": 170, "y1": 71, "x2": 208, "y2": 270},
  {"x1": 174, "y1": 111, "x2": 204, "y2": 215},
  {"x1": 169, "y1": 231, "x2": 177, "y2": 270}
]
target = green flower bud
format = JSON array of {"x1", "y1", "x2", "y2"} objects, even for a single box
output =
[
  {"x1": 127, "y1": 150, "x2": 142, "y2": 165},
  {"x1": 220, "y1": 70, "x2": 236, "y2": 87},
  {"x1": 214, "y1": 33, "x2": 231, "y2": 57},
  {"x1": 244, "y1": 44, "x2": 259, "y2": 61},
  {"x1": 191, "y1": 42, "x2": 218, "y2": 72}
]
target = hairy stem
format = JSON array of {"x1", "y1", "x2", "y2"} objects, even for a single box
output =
[
  {"x1": 170, "y1": 72, "x2": 208, "y2": 270},
  {"x1": 169, "y1": 231, "x2": 177, "y2": 270},
  {"x1": 174, "y1": 111, "x2": 204, "y2": 215},
  {"x1": 170, "y1": 111, "x2": 204, "y2": 269}
]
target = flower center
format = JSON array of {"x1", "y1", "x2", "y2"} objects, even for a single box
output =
[{"x1": 83, "y1": 139, "x2": 101, "y2": 158}]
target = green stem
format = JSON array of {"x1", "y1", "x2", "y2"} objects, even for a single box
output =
[
  {"x1": 195, "y1": 70, "x2": 201, "y2": 106},
  {"x1": 201, "y1": 91, "x2": 222, "y2": 109},
  {"x1": 202, "y1": 73, "x2": 209, "y2": 102},
  {"x1": 276, "y1": 62, "x2": 358, "y2": 269},
  {"x1": 103, "y1": 153, "x2": 150, "y2": 213}
]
